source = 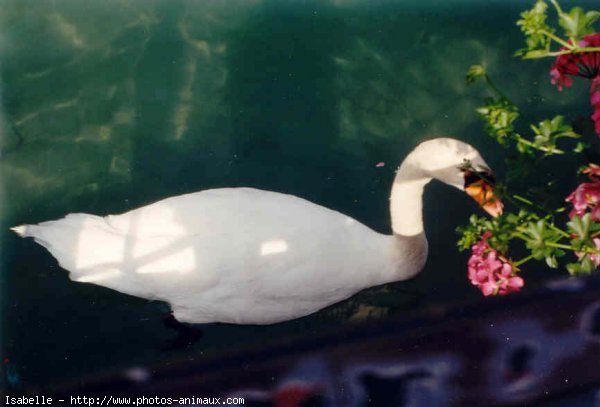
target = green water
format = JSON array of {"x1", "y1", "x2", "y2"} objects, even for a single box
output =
[{"x1": 1, "y1": 0, "x2": 597, "y2": 390}]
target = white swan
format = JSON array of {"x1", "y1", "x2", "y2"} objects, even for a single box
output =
[{"x1": 11, "y1": 138, "x2": 501, "y2": 325}]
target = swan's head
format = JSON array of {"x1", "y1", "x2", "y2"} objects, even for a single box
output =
[{"x1": 409, "y1": 138, "x2": 503, "y2": 217}]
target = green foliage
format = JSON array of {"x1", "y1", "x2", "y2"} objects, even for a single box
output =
[
  {"x1": 458, "y1": 210, "x2": 570, "y2": 270},
  {"x1": 466, "y1": 64, "x2": 487, "y2": 85},
  {"x1": 457, "y1": 0, "x2": 600, "y2": 286},
  {"x1": 456, "y1": 215, "x2": 487, "y2": 252},
  {"x1": 516, "y1": 0, "x2": 553, "y2": 57},
  {"x1": 527, "y1": 115, "x2": 579, "y2": 155},
  {"x1": 567, "y1": 256, "x2": 596, "y2": 275},
  {"x1": 466, "y1": 63, "x2": 583, "y2": 159},
  {"x1": 476, "y1": 98, "x2": 520, "y2": 145},
  {"x1": 567, "y1": 213, "x2": 600, "y2": 251},
  {"x1": 458, "y1": 0, "x2": 600, "y2": 282},
  {"x1": 468, "y1": 75, "x2": 582, "y2": 157},
  {"x1": 456, "y1": 212, "x2": 526, "y2": 254},
  {"x1": 516, "y1": 0, "x2": 599, "y2": 59},
  {"x1": 522, "y1": 220, "x2": 565, "y2": 267},
  {"x1": 557, "y1": 7, "x2": 600, "y2": 38}
]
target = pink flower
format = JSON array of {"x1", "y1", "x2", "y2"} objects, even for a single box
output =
[
  {"x1": 583, "y1": 164, "x2": 600, "y2": 178},
  {"x1": 565, "y1": 179, "x2": 600, "y2": 221},
  {"x1": 468, "y1": 233, "x2": 524, "y2": 296},
  {"x1": 573, "y1": 237, "x2": 600, "y2": 268},
  {"x1": 550, "y1": 33, "x2": 600, "y2": 134},
  {"x1": 566, "y1": 166, "x2": 600, "y2": 266},
  {"x1": 591, "y1": 238, "x2": 600, "y2": 267}
]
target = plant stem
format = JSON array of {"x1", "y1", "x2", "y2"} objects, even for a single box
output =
[
  {"x1": 513, "y1": 232, "x2": 531, "y2": 241},
  {"x1": 483, "y1": 74, "x2": 513, "y2": 104},
  {"x1": 513, "y1": 230, "x2": 572, "y2": 250},
  {"x1": 549, "y1": 224, "x2": 570, "y2": 238},
  {"x1": 513, "y1": 254, "x2": 535, "y2": 267},
  {"x1": 549, "y1": 0, "x2": 564, "y2": 15},
  {"x1": 514, "y1": 135, "x2": 565, "y2": 154},
  {"x1": 513, "y1": 194, "x2": 534, "y2": 206},
  {"x1": 576, "y1": 47, "x2": 600, "y2": 53},
  {"x1": 540, "y1": 29, "x2": 574, "y2": 49},
  {"x1": 502, "y1": 194, "x2": 531, "y2": 212},
  {"x1": 569, "y1": 37, "x2": 578, "y2": 48},
  {"x1": 526, "y1": 47, "x2": 600, "y2": 59},
  {"x1": 555, "y1": 132, "x2": 581, "y2": 139},
  {"x1": 545, "y1": 242, "x2": 573, "y2": 250},
  {"x1": 551, "y1": 47, "x2": 600, "y2": 55}
]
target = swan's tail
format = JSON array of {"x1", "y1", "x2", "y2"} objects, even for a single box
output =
[
  {"x1": 9, "y1": 214, "x2": 107, "y2": 272},
  {"x1": 10, "y1": 225, "x2": 28, "y2": 237},
  {"x1": 9, "y1": 214, "x2": 153, "y2": 299}
]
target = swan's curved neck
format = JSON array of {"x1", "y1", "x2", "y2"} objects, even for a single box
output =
[{"x1": 390, "y1": 156, "x2": 432, "y2": 237}]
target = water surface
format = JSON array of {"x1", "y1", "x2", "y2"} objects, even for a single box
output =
[{"x1": 1, "y1": 0, "x2": 596, "y2": 390}]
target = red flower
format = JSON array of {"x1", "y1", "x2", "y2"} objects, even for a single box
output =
[
  {"x1": 550, "y1": 66, "x2": 573, "y2": 91},
  {"x1": 468, "y1": 232, "x2": 524, "y2": 296},
  {"x1": 550, "y1": 33, "x2": 600, "y2": 134},
  {"x1": 592, "y1": 77, "x2": 600, "y2": 134}
]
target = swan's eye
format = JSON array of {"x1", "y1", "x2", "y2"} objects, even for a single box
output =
[{"x1": 463, "y1": 170, "x2": 495, "y2": 188}]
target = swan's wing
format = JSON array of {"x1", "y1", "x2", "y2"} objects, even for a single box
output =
[
  {"x1": 105, "y1": 188, "x2": 335, "y2": 238},
  {"x1": 19, "y1": 188, "x2": 391, "y2": 318},
  {"x1": 106, "y1": 187, "x2": 343, "y2": 239},
  {"x1": 105, "y1": 188, "x2": 388, "y2": 296}
]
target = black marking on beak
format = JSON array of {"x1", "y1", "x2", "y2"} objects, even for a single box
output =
[{"x1": 464, "y1": 169, "x2": 496, "y2": 188}]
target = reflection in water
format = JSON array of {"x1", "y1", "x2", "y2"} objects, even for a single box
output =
[
  {"x1": 1, "y1": 0, "x2": 559, "y2": 220},
  {"x1": 72, "y1": 206, "x2": 197, "y2": 283},
  {"x1": 47, "y1": 12, "x2": 85, "y2": 48},
  {"x1": 486, "y1": 319, "x2": 586, "y2": 402},
  {"x1": 260, "y1": 239, "x2": 289, "y2": 256}
]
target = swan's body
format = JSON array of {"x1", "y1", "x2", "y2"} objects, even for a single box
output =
[{"x1": 11, "y1": 138, "x2": 499, "y2": 324}]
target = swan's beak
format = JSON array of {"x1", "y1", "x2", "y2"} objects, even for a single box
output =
[{"x1": 464, "y1": 172, "x2": 503, "y2": 217}]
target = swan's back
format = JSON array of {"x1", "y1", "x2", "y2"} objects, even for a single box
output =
[{"x1": 16, "y1": 188, "x2": 398, "y2": 323}]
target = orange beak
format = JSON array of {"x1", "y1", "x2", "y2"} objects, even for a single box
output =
[{"x1": 465, "y1": 177, "x2": 503, "y2": 217}]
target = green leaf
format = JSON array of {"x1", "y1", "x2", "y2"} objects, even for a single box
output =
[
  {"x1": 525, "y1": 221, "x2": 548, "y2": 259},
  {"x1": 545, "y1": 255, "x2": 558, "y2": 268},
  {"x1": 580, "y1": 256, "x2": 596, "y2": 274},
  {"x1": 476, "y1": 97, "x2": 520, "y2": 145},
  {"x1": 585, "y1": 10, "x2": 600, "y2": 28},
  {"x1": 520, "y1": 49, "x2": 552, "y2": 59},
  {"x1": 525, "y1": 116, "x2": 578, "y2": 156},
  {"x1": 517, "y1": 0, "x2": 553, "y2": 54},
  {"x1": 523, "y1": 219, "x2": 567, "y2": 261},
  {"x1": 566, "y1": 250, "x2": 596, "y2": 277},
  {"x1": 559, "y1": 6, "x2": 599, "y2": 38},
  {"x1": 466, "y1": 65, "x2": 487, "y2": 85},
  {"x1": 567, "y1": 214, "x2": 599, "y2": 259},
  {"x1": 574, "y1": 142, "x2": 589, "y2": 153},
  {"x1": 567, "y1": 214, "x2": 591, "y2": 240},
  {"x1": 456, "y1": 214, "x2": 489, "y2": 251},
  {"x1": 566, "y1": 262, "x2": 580, "y2": 276}
]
